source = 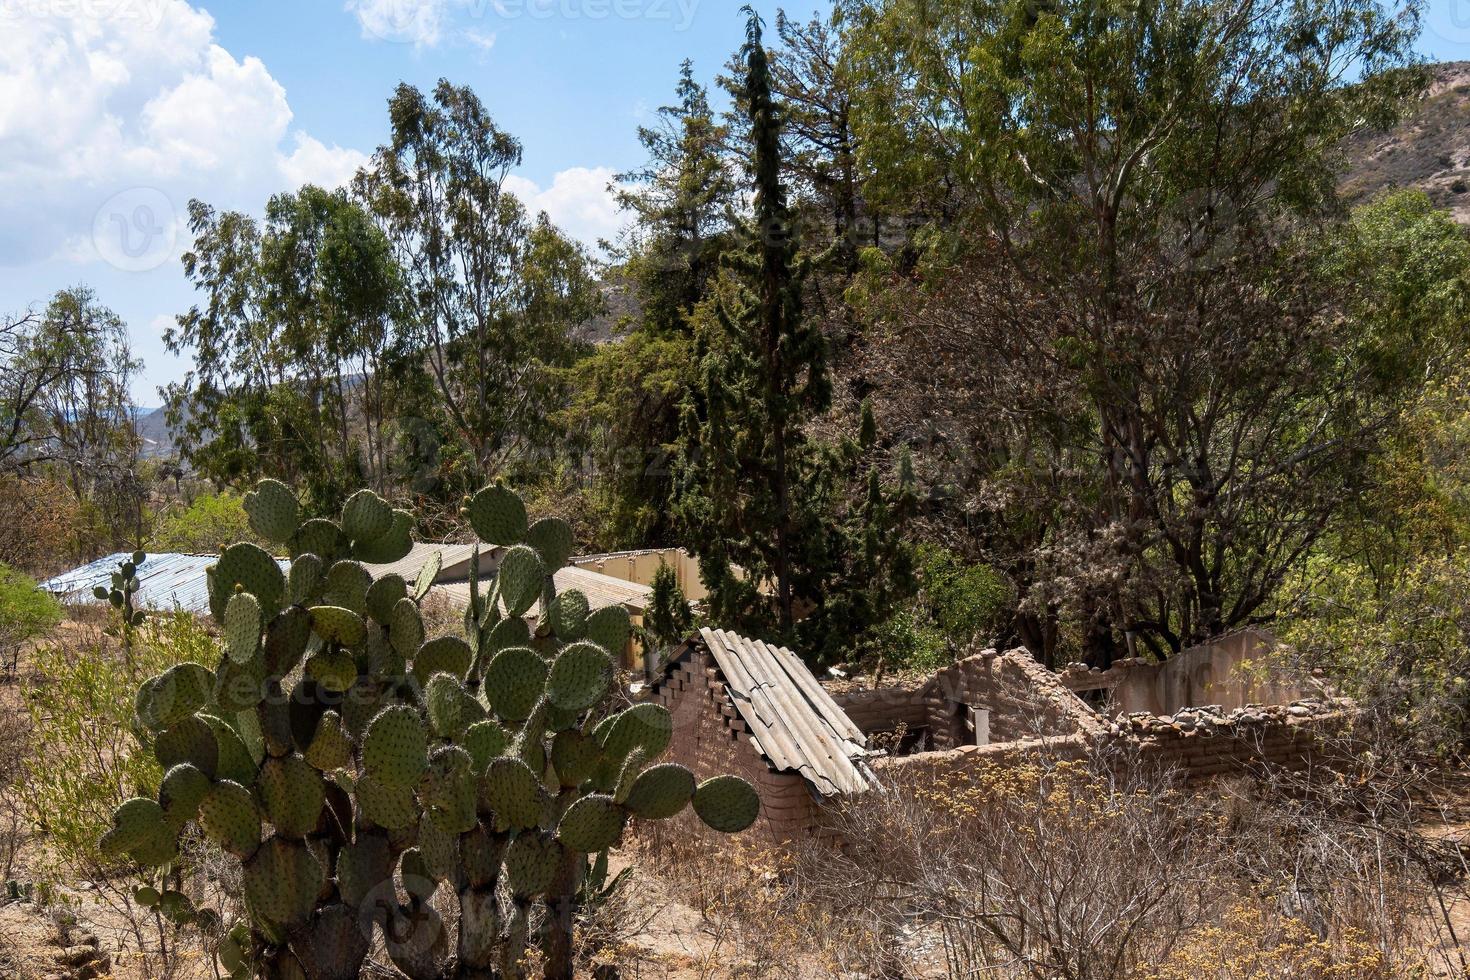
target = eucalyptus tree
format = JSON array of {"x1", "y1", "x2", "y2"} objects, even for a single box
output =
[{"x1": 356, "y1": 80, "x2": 601, "y2": 488}]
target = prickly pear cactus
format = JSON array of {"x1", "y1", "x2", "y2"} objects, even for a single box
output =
[{"x1": 103, "y1": 482, "x2": 759, "y2": 980}]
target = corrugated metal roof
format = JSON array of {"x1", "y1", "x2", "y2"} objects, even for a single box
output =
[
  {"x1": 364, "y1": 543, "x2": 482, "y2": 585},
  {"x1": 432, "y1": 565, "x2": 652, "y2": 616},
  {"x1": 41, "y1": 552, "x2": 284, "y2": 616},
  {"x1": 694, "y1": 627, "x2": 871, "y2": 797}
]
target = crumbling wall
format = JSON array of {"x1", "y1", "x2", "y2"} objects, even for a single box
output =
[
  {"x1": 1060, "y1": 629, "x2": 1311, "y2": 715},
  {"x1": 829, "y1": 650, "x2": 1100, "y2": 750},
  {"x1": 650, "y1": 645, "x2": 820, "y2": 842},
  {"x1": 831, "y1": 684, "x2": 930, "y2": 738},
  {"x1": 875, "y1": 698, "x2": 1350, "y2": 786},
  {"x1": 921, "y1": 650, "x2": 1102, "y2": 749}
]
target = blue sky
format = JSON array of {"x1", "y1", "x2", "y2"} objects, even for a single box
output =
[{"x1": 0, "y1": 0, "x2": 1465, "y2": 403}]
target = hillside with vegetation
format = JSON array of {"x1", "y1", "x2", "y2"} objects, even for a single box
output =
[{"x1": 2, "y1": 1, "x2": 1470, "y2": 977}]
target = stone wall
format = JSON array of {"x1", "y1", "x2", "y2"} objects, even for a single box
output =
[{"x1": 649, "y1": 644, "x2": 821, "y2": 843}]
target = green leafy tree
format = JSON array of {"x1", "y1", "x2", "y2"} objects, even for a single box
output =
[
  {"x1": 149, "y1": 491, "x2": 259, "y2": 555},
  {"x1": 166, "y1": 188, "x2": 405, "y2": 505},
  {"x1": 844, "y1": 0, "x2": 1434, "y2": 665},
  {"x1": 0, "y1": 562, "x2": 62, "y2": 672},
  {"x1": 566, "y1": 62, "x2": 740, "y2": 546},
  {"x1": 357, "y1": 81, "x2": 602, "y2": 488}
]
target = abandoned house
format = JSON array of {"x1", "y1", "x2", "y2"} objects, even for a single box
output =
[
  {"x1": 650, "y1": 630, "x2": 1348, "y2": 840},
  {"x1": 651, "y1": 627, "x2": 874, "y2": 840}
]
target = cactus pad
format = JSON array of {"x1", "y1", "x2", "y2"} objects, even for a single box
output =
[
  {"x1": 259, "y1": 755, "x2": 325, "y2": 839},
  {"x1": 504, "y1": 832, "x2": 560, "y2": 898},
  {"x1": 150, "y1": 662, "x2": 215, "y2": 727},
  {"x1": 342, "y1": 489, "x2": 393, "y2": 544},
  {"x1": 201, "y1": 713, "x2": 261, "y2": 785},
  {"x1": 363, "y1": 705, "x2": 429, "y2": 787},
  {"x1": 557, "y1": 794, "x2": 626, "y2": 853},
  {"x1": 290, "y1": 519, "x2": 348, "y2": 566},
  {"x1": 244, "y1": 838, "x2": 323, "y2": 928},
  {"x1": 309, "y1": 605, "x2": 366, "y2": 648},
  {"x1": 600, "y1": 703, "x2": 674, "y2": 763},
  {"x1": 366, "y1": 574, "x2": 408, "y2": 626},
  {"x1": 585, "y1": 605, "x2": 632, "y2": 658},
  {"x1": 155, "y1": 716, "x2": 220, "y2": 778},
  {"x1": 550, "y1": 730, "x2": 602, "y2": 789},
  {"x1": 198, "y1": 780, "x2": 262, "y2": 858},
  {"x1": 352, "y1": 509, "x2": 414, "y2": 565},
  {"x1": 215, "y1": 543, "x2": 287, "y2": 613},
  {"x1": 692, "y1": 775, "x2": 761, "y2": 834},
  {"x1": 336, "y1": 833, "x2": 392, "y2": 909},
  {"x1": 421, "y1": 745, "x2": 478, "y2": 836},
  {"x1": 354, "y1": 773, "x2": 419, "y2": 831},
  {"x1": 624, "y1": 763, "x2": 697, "y2": 820},
  {"x1": 458, "y1": 720, "x2": 510, "y2": 770},
  {"x1": 425, "y1": 673, "x2": 479, "y2": 740},
  {"x1": 244, "y1": 479, "x2": 300, "y2": 543},
  {"x1": 305, "y1": 649, "x2": 358, "y2": 695},
  {"x1": 486, "y1": 616, "x2": 532, "y2": 655},
  {"x1": 496, "y1": 545, "x2": 544, "y2": 618},
  {"x1": 287, "y1": 552, "x2": 324, "y2": 606},
  {"x1": 482, "y1": 647, "x2": 548, "y2": 723},
  {"x1": 413, "y1": 636, "x2": 473, "y2": 685},
  {"x1": 524, "y1": 517, "x2": 574, "y2": 571},
  {"x1": 464, "y1": 484, "x2": 527, "y2": 545},
  {"x1": 160, "y1": 763, "x2": 212, "y2": 826},
  {"x1": 388, "y1": 598, "x2": 425, "y2": 658},
  {"x1": 481, "y1": 758, "x2": 549, "y2": 832},
  {"x1": 413, "y1": 550, "x2": 442, "y2": 601},
  {"x1": 304, "y1": 711, "x2": 353, "y2": 772},
  {"x1": 547, "y1": 589, "x2": 589, "y2": 640},
  {"x1": 546, "y1": 641, "x2": 614, "y2": 714},
  {"x1": 224, "y1": 592, "x2": 262, "y2": 664},
  {"x1": 264, "y1": 605, "x2": 312, "y2": 676},
  {"x1": 323, "y1": 561, "x2": 372, "y2": 615}
]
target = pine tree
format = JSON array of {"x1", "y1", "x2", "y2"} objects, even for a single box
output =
[
  {"x1": 675, "y1": 8, "x2": 833, "y2": 639},
  {"x1": 644, "y1": 561, "x2": 693, "y2": 654}
]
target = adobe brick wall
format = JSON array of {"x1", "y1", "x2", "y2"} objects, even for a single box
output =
[
  {"x1": 650, "y1": 644, "x2": 821, "y2": 843},
  {"x1": 831, "y1": 684, "x2": 930, "y2": 737}
]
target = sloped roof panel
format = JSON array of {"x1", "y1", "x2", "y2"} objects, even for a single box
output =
[{"x1": 697, "y1": 627, "x2": 871, "y2": 797}]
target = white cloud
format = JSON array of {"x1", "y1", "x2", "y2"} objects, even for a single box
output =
[
  {"x1": 345, "y1": 0, "x2": 446, "y2": 47},
  {"x1": 0, "y1": 0, "x2": 370, "y2": 267},
  {"x1": 505, "y1": 167, "x2": 625, "y2": 251},
  {"x1": 280, "y1": 134, "x2": 371, "y2": 192}
]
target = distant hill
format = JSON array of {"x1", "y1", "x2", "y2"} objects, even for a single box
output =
[
  {"x1": 134, "y1": 405, "x2": 180, "y2": 460},
  {"x1": 1343, "y1": 61, "x2": 1470, "y2": 222}
]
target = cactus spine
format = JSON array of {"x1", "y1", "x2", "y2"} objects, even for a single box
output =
[{"x1": 103, "y1": 481, "x2": 759, "y2": 980}]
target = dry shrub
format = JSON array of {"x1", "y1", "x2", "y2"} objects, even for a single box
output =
[
  {"x1": 1150, "y1": 902, "x2": 1421, "y2": 980},
  {"x1": 633, "y1": 815, "x2": 861, "y2": 978},
  {"x1": 805, "y1": 757, "x2": 1214, "y2": 980}
]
